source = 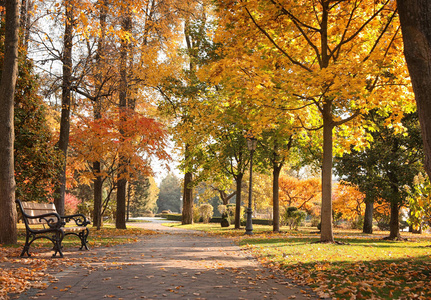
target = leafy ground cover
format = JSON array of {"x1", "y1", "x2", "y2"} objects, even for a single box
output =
[
  {"x1": 170, "y1": 223, "x2": 431, "y2": 299},
  {"x1": 0, "y1": 224, "x2": 158, "y2": 298}
]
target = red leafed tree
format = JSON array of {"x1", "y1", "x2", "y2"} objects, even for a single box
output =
[{"x1": 69, "y1": 107, "x2": 169, "y2": 227}]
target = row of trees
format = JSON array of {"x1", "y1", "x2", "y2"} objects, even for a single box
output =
[
  {"x1": 2, "y1": 0, "x2": 431, "y2": 245},
  {"x1": 158, "y1": 0, "x2": 431, "y2": 242}
]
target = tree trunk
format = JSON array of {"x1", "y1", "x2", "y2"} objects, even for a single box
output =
[
  {"x1": 320, "y1": 102, "x2": 335, "y2": 243},
  {"x1": 272, "y1": 164, "x2": 282, "y2": 232},
  {"x1": 388, "y1": 201, "x2": 401, "y2": 240},
  {"x1": 55, "y1": 0, "x2": 73, "y2": 215},
  {"x1": 234, "y1": 173, "x2": 243, "y2": 229},
  {"x1": 93, "y1": 161, "x2": 103, "y2": 229},
  {"x1": 362, "y1": 201, "x2": 373, "y2": 234},
  {"x1": 115, "y1": 8, "x2": 131, "y2": 230},
  {"x1": 92, "y1": 0, "x2": 107, "y2": 230},
  {"x1": 182, "y1": 144, "x2": 193, "y2": 224},
  {"x1": 397, "y1": 0, "x2": 431, "y2": 179},
  {"x1": 0, "y1": 0, "x2": 20, "y2": 245}
]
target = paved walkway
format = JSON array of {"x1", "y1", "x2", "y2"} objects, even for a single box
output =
[{"x1": 16, "y1": 221, "x2": 317, "y2": 300}]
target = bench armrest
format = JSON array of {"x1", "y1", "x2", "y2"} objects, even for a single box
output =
[{"x1": 61, "y1": 214, "x2": 91, "y2": 226}]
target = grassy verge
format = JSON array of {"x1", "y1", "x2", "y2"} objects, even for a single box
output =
[{"x1": 170, "y1": 223, "x2": 431, "y2": 299}]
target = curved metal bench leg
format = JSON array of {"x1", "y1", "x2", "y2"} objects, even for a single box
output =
[{"x1": 52, "y1": 231, "x2": 64, "y2": 258}]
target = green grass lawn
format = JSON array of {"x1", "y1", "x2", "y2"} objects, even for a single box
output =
[{"x1": 170, "y1": 222, "x2": 431, "y2": 299}]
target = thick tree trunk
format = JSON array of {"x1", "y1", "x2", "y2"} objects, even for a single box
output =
[
  {"x1": 234, "y1": 173, "x2": 243, "y2": 229},
  {"x1": 388, "y1": 201, "x2": 401, "y2": 240},
  {"x1": 272, "y1": 164, "x2": 282, "y2": 232},
  {"x1": 0, "y1": 0, "x2": 20, "y2": 245},
  {"x1": 320, "y1": 102, "x2": 335, "y2": 243},
  {"x1": 182, "y1": 171, "x2": 193, "y2": 224},
  {"x1": 397, "y1": 0, "x2": 431, "y2": 179},
  {"x1": 362, "y1": 201, "x2": 374, "y2": 234},
  {"x1": 116, "y1": 177, "x2": 127, "y2": 229},
  {"x1": 55, "y1": 0, "x2": 73, "y2": 215}
]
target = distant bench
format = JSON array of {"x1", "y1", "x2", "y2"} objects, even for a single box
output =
[{"x1": 16, "y1": 199, "x2": 90, "y2": 258}]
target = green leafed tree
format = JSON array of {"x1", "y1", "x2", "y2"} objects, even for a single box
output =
[
  {"x1": 156, "y1": 173, "x2": 182, "y2": 213},
  {"x1": 334, "y1": 112, "x2": 424, "y2": 239}
]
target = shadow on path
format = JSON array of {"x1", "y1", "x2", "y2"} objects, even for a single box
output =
[{"x1": 15, "y1": 220, "x2": 319, "y2": 300}]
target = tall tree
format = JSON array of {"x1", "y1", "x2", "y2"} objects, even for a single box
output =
[
  {"x1": 156, "y1": 173, "x2": 182, "y2": 213},
  {"x1": 54, "y1": 0, "x2": 74, "y2": 215},
  {"x1": 0, "y1": 0, "x2": 20, "y2": 244},
  {"x1": 210, "y1": 0, "x2": 412, "y2": 242},
  {"x1": 397, "y1": 0, "x2": 431, "y2": 180}
]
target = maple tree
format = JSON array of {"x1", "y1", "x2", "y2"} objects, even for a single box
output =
[
  {"x1": 279, "y1": 175, "x2": 321, "y2": 215},
  {"x1": 0, "y1": 0, "x2": 20, "y2": 244},
  {"x1": 208, "y1": 0, "x2": 414, "y2": 242},
  {"x1": 332, "y1": 182, "x2": 366, "y2": 225}
]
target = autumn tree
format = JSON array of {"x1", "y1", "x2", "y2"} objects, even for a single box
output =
[
  {"x1": 0, "y1": 0, "x2": 20, "y2": 244},
  {"x1": 279, "y1": 175, "x2": 321, "y2": 215},
  {"x1": 210, "y1": 0, "x2": 413, "y2": 242},
  {"x1": 158, "y1": 2, "x2": 217, "y2": 224}
]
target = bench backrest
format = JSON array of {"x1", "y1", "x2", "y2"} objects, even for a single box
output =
[{"x1": 21, "y1": 201, "x2": 57, "y2": 225}]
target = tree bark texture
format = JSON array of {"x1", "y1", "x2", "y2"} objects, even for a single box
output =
[
  {"x1": 234, "y1": 173, "x2": 243, "y2": 229},
  {"x1": 397, "y1": 0, "x2": 431, "y2": 179},
  {"x1": 388, "y1": 201, "x2": 401, "y2": 240},
  {"x1": 272, "y1": 164, "x2": 282, "y2": 232},
  {"x1": 362, "y1": 201, "x2": 374, "y2": 234},
  {"x1": 320, "y1": 102, "x2": 335, "y2": 243},
  {"x1": 182, "y1": 170, "x2": 193, "y2": 224},
  {"x1": 0, "y1": 0, "x2": 20, "y2": 244},
  {"x1": 55, "y1": 0, "x2": 73, "y2": 215}
]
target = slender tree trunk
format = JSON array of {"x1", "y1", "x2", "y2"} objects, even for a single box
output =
[
  {"x1": 93, "y1": 161, "x2": 103, "y2": 229},
  {"x1": 55, "y1": 0, "x2": 73, "y2": 215},
  {"x1": 397, "y1": 0, "x2": 431, "y2": 179},
  {"x1": 116, "y1": 8, "x2": 131, "y2": 230},
  {"x1": 92, "y1": 0, "x2": 107, "y2": 230},
  {"x1": 0, "y1": 0, "x2": 20, "y2": 245},
  {"x1": 272, "y1": 164, "x2": 282, "y2": 232},
  {"x1": 362, "y1": 201, "x2": 373, "y2": 234},
  {"x1": 234, "y1": 173, "x2": 243, "y2": 229},
  {"x1": 320, "y1": 102, "x2": 335, "y2": 243}
]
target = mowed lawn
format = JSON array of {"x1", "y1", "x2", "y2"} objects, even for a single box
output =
[{"x1": 170, "y1": 223, "x2": 431, "y2": 299}]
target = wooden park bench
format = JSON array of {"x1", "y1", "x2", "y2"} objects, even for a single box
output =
[{"x1": 16, "y1": 199, "x2": 90, "y2": 258}]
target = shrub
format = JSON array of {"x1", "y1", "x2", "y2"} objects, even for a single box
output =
[
  {"x1": 282, "y1": 206, "x2": 307, "y2": 230},
  {"x1": 65, "y1": 193, "x2": 81, "y2": 215},
  {"x1": 199, "y1": 204, "x2": 214, "y2": 223},
  {"x1": 218, "y1": 205, "x2": 227, "y2": 216},
  {"x1": 192, "y1": 206, "x2": 201, "y2": 223}
]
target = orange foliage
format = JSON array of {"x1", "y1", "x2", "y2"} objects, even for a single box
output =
[
  {"x1": 332, "y1": 182, "x2": 365, "y2": 221},
  {"x1": 279, "y1": 176, "x2": 321, "y2": 216},
  {"x1": 69, "y1": 107, "x2": 170, "y2": 187}
]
